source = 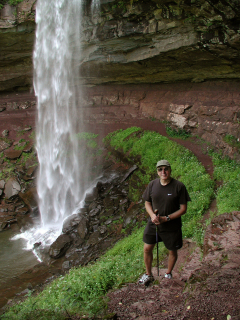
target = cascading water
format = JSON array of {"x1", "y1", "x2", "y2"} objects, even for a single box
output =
[
  {"x1": 34, "y1": 0, "x2": 82, "y2": 229},
  {"x1": 11, "y1": 0, "x2": 100, "y2": 259}
]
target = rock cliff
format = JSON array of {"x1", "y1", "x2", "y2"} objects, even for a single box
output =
[
  {"x1": 0, "y1": 0, "x2": 240, "y2": 158},
  {"x1": 80, "y1": 0, "x2": 240, "y2": 85},
  {"x1": 1, "y1": 0, "x2": 240, "y2": 89}
]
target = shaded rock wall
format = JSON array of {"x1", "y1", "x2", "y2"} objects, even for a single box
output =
[
  {"x1": 1, "y1": 0, "x2": 240, "y2": 90},
  {"x1": 80, "y1": 0, "x2": 240, "y2": 85},
  {"x1": 0, "y1": 1, "x2": 36, "y2": 91}
]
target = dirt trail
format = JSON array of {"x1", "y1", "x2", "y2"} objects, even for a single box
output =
[{"x1": 107, "y1": 213, "x2": 240, "y2": 320}]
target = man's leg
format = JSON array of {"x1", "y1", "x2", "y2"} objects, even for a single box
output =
[
  {"x1": 144, "y1": 243, "x2": 155, "y2": 275},
  {"x1": 166, "y1": 250, "x2": 178, "y2": 274}
]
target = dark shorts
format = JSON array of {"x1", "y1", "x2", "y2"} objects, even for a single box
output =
[{"x1": 143, "y1": 226, "x2": 183, "y2": 251}]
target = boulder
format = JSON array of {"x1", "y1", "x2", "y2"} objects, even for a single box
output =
[
  {"x1": 84, "y1": 187, "x2": 99, "y2": 203},
  {"x1": 4, "y1": 178, "x2": 21, "y2": 200},
  {"x1": 4, "y1": 150, "x2": 22, "y2": 160},
  {"x1": 49, "y1": 234, "x2": 72, "y2": 259},
  {"x1": 87, "y1": 231, "x2": 101, "y2": 245},
  {"x1": 77, "y1": 216, "x2": 89, "y2": 239},
  {"x1": 0, "y1": 180, "x2": 5, "y2": 189},
  {"x1": 62, "y1": 214, "x2": 82, "y2": 234},
  {"x1": 18, "y1": 188, "x2": 38, "y2": 213},
  {"x1": 0, "y1": 139, "x2": 11, "y2": 152}
]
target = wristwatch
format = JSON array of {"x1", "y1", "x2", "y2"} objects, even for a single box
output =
[{"x1": 166, "y1": 215, "x2": 171, "y2": 222}]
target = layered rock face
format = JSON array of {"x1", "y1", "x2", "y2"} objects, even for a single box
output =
[
  {"x1": 80, "y1": 0, "x2": 240, "y2": 85},
  {"x1": 1, "y1": 0, "x2": 240, "y2": 89},
  {"x1": 80, "y1": 82, "x2": 240, "y2": 160},
  {"x1": 0, "y1": 1, "x2": 36, "y2": 91},
  {"x1": 0, "y1": 0, "x2": 239, "y2": 157}
]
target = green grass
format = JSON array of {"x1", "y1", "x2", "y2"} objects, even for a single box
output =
[
  {"x1": 210, "y1": 151, "x2": 240, "y2": 214},
  {"x1": 0, "y1": 0, "x2": 24, "y2": 9},
  {"x1": 1, "y1": 227, "x2": 167, "y2": 320},
  {"x1": 104, "y1": 128, "x2": 214, "y2": 244}
]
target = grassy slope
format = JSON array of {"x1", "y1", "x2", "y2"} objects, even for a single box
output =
[{"x1": 2, "y1": 128, "x2": 240, "y2": 320}]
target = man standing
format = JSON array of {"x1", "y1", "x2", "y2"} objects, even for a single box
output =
[{"x1": 139, "y1": 160, "x2": 191, "y2": 285}]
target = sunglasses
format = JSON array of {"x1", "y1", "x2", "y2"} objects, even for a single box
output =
[{"x1": 157, "y1": 167, "x2": 169, "y2": 172}]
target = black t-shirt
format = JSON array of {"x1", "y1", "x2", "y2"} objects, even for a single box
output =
[{"x1": 143, "y1": 178, "x2": 191, "y2": 232}]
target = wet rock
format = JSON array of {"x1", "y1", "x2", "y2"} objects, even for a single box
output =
[
  {"x1": 62, "y1": 214, "x2": 82, "y2": 234},
  {"x1": 0, "y1": 139, "x2": 11, "y2": 152},
  {"x1": 18, "y1": 188, "x2": 38, "y2": 213},
  {"x1": 23, "y1": 142, "x2": 33, "y2": 153},
  {"x1": 0, "y1": 106, "x2": 6, "y2": 112},
  {"x1": 4, "y1": 150, "x2": 22, "y2": 160},
  {"x1": 62, "y1": 260, "x2": 72, "y2": 271},
  {"x1": 89, "y1": 207, "x2": 100, "y2": 217},
  {"x1": 0, "y1": 180, "x2": 5, "y2": 189},
  {"x1": 49, "y1": 234, "x2": 72, "y2": 259},
  {"x1": 4, "y1": 178, "x2": 21, "y2": 200},
  {"x1": 77, "y1": 216, "x2": 89, "y2": 239},
  {"x1": 22, "y1": 165, "x2": 38, "y2": 181},
  {"x1": 2, "y1": 130, "x2": 9, "y2": 137},
  {"x1": 87, "y1": 231, "x2": 101, "y2": 245},
  {"x1": 105, "y1": 218, "x2": 112, "y2": 225},
  {"x1": 98, "y1": 225, "x2": 107, "y2": 234},
  {"x1": 84, "y1": 186, "x2": 99, "y2": 203},
  {"x1": 16, "y1": 206, "x2": 29, "y2": 215},
  {"x1": 88, "y1": 201, "x2": 101, "y2": 212},
  {"x1": 33, "y1": 242, "x2": 41, "y2": 249},
  {"x1": 120, "y1": 165, "x2": 138, "y2": 183}
]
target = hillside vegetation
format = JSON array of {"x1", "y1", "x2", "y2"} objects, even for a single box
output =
[
  {"x1": 0, "y1": 0, "x2": 23, "y2": 9},
  {"x1": 1, "y1": 128, "x2": 240, "y2": 320}
]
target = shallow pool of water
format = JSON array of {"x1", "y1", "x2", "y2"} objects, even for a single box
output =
[{"x1": 0, "y1": 229, "x2": 39, "y2": 286}]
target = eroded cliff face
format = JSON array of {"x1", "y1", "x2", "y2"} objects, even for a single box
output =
[
  {"x1": 0, "y1": 0, "x2": 239, "y2": 158},
  {"x1": 1, "y1": 0, "x2": 240, "y2": 89},
  {"x1": 0, "y1": 0, "x2": 36, "y2": 91},
  {"x1": 80, "y1": 0, "x2": 240, "y2": 85}
]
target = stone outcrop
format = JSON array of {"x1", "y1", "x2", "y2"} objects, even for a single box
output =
[
  {"x1": 1, "y1": 0, "x2": 240, "y2": 90},
  {"x1": 80, "y1": 0, "x2": 240, "y2": 85},
  {"x1": 45, "y1": 161, "x2": 144, "y2": 270},
  {"x1": 80, "y1": 82, "x2": 240, "y2": 160},
  {"x1": 0, "y1": 1, "x2": 36, "y2": 92}
]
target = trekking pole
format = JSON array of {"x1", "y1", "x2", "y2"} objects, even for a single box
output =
[{"x1": 154, "y1": 209, "x2": 159, "y2": 276}]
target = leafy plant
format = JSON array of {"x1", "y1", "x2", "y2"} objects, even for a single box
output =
[
  {"x1": 166, "y1": 126, "x2": 191, "y2": 140},
  {"x1": 223, "y1": 134, "x2": 240, "y2": 151}
]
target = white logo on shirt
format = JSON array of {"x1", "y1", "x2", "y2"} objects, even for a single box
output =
[{"x1": 168, "y1": 194, "x2": 172, "y2": 196}]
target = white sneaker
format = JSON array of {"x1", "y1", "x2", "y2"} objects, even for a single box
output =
[
  {"x1": 164, "y1": 273, "x2": 172, "y2": 279},
  {"x1": 138, "y1": 273, "x2": 154, "y2": 285}
]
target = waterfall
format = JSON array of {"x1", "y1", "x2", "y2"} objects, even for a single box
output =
[
  {"x1": 34, "y1": 0, "x2": 83, "y2": 230},
  {"x1": 11, "y1": 0, "x2": 101, "y2": 260}
]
